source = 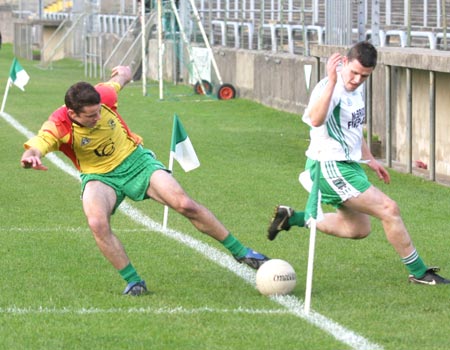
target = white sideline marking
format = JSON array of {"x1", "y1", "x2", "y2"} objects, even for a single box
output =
[
  {"x1": 1, "y1": 227, "x2": 147, "y2": 233},
  {"x1": 0, "y1": 306, "x2": 290, "y2": 315},
  {"x1": 1, "y1": 111, "x2": 383, "y2": 350}
]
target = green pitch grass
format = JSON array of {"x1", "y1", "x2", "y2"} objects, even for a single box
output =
[{"x1": 1, "y1": 44, "x2": 449, "y2": 350}]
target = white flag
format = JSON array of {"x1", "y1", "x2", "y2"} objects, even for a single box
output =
[
  {"x1": 9, "y1": 58, "x2": 30, "y2": 91},
  {"x1": 170, "y1": 114, "x2": 200, "y2": 172}
]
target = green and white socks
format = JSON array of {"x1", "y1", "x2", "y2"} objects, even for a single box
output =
[{"x1": 401, "y1": 249, "x2": 427, "y2": 278}]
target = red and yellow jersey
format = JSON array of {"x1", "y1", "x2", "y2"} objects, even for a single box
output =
[{"x1": 24, "y1": 82, "x2": 143, "y2": 174}]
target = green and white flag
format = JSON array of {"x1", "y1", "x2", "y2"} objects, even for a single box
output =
[
  {"x1": 304, "y1": 160, "x2": 321, "y2": 224},
  {"x1": 9, "y1": 58, "x2": 30, "y2": 91},
  {"x1": 170, "y1": 114, "x2": 200, "y2": 172}
]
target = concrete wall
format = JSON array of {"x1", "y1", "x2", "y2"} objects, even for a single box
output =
[
  {"x1": 0, "y1": 11, "x2": 14, "y2": 43},
  {"x1": 147, "y1": 41, "x2": 450, "y2": 180}
]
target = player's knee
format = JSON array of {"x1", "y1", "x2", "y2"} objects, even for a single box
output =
[
  {"x1": 173, "y1": 195, "x2": 199, "y2": 217},
  {"x1": 383, "y1": 198, "x2": 401, "y2": 218},
  {"x1": 86, "y1": 215, "x2": 109, "y2": 235}
]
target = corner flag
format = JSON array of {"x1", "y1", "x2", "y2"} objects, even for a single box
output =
[
  {"x1": 1, "y1": 58, "x2": 30, "y2": 113},
  {"x1": 9, "y1": 58, "x2": 30, "y2": 91},
  {"x1": 304, "y1": 161, "x2": 321, "y2": 224},
  {"x1": 163, "y1": 115, "x2": 200, "y2": 229},
  {"x1": 170, "y1": 114, "x2": 200, "y2": 172}
]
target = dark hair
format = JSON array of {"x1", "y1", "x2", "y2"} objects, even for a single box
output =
[
  {"x1": 64, "y1": 82, "x2": 101, "y2": 113},
  {"x1": 347, "y1": 41, "x2": 378, "y2": 68}
]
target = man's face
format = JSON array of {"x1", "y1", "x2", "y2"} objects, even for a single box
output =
[
  {"x1": 340, "y1": 57, "x2": 374, "y2": 91},
  {"x1": 68, "y1": 104, "x2": 102, "y2": 128}
]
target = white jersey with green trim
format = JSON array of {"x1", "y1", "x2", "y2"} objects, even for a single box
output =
[{"x1": 302, "y1": 72, "x2": 365, "y2": 161}]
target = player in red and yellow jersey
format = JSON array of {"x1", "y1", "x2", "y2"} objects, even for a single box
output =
[{"x1": 21, "y1": 66, "x2": 269, "y2": 295}]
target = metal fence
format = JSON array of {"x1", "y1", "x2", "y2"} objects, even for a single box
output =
[{"x1": 193, "y1": 0, "x2": 450, "y2": 52}]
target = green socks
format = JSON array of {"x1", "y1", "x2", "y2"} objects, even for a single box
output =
[
  {"x1": 119, "y1": 263, "x2": 142, "y2": 284},
  {"x1": 222, "y1": 233, "x2": 248, "y2": 258},
  {"x1": 288, "y1": 210, "x2": 306, "y2": 227},
  {"x1": 402, "y1": 249, "x2": 427, "y2": 278}
]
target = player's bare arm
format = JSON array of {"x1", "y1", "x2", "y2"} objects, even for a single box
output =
[
  {"x1": 21, "y1": 147, "x2": 48, "y2": 171},
  {"x1": 307, "y1": 53, "x2": 341, "y2": 127},
  {"x1": 361, "y1": 138, "x2": 390, "y2": 184},
  {"x1": 109, "y1": 66, "x2": 132, "y2": 89}
]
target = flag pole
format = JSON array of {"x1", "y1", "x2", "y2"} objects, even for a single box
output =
[
  {"x1": 301, "y1": 160, "x2": 321, "y2": 314},
  {"x1": 304, "y1": 218, "x2": 317, "y2": 314},
  {"x1": 0, "y1": 78, "x2": 11, "y2": 113}
]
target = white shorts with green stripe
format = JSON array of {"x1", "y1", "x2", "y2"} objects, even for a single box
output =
[{"x1": 304, "y1": 159, "x2": 371, "y2": 208}]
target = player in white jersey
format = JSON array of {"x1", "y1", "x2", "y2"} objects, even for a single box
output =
[
  {"x1": 268, "y1": 41, "x2": 449, "y2": 285},
  {"x1": 303, "y1": 64, "x2": 366, "y2": 162}
]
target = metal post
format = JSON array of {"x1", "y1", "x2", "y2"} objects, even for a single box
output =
[
  {"x1": 371, "y1": 0, "x2": 380, "y2": 46},
  {"x1": 386, "y1": 0, "x2": 391, "y2": 25},
  {"x1": 429, "y1": 71, "x2": 436, "y2": 181},
  {"x1": 313, "y1": 0, "x2": 319, "y2": 24},
  {"x1": 442, "y1": 0, "x2": 447, "y2": 50},
  {"x1": 39, "y1": 0, "x2": 43, "y2": 19},
  {"x1": 437, "y1": 0, "x2": 442, "y2": 27},
  {"x1": 358, "y1": 0, "x2": 366, "y2": 42},
  {"x1": 258, "y1": 0, "x2": 265, "y2": 50},
  {"x1": 366, "y1": 75, "x2": 373, "y2": 154},
  {"x1": 406, "y1": 68, "x2": 412, "y2": 173},
  {"x1": 302, "y1": 0, "x2": 309, "y2": 56},
  {"x1": 385, "y1": 65, "x2": 392, "y2": 168},
  {"x1": 406, "y1": 0, "x2": 411, "y2": 46},
  {"x1": 279, "y1": 0, "x2": 284, "y2": 51},
  {"x1": 143, "y1": 0, "x2": 149, "y2": 97}
]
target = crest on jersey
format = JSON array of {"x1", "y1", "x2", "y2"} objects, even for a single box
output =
[
  {"x1": 108, "y1": 119, "x2": 116, "y2": 129},
  {"x1": 81, "y1": 137, "x2": 91, "y2": 146}
]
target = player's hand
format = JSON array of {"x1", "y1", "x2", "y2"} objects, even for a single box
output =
[
  {"x1": 368, "y1": 159, "x2": 390, "y2": 184},
  {"x1": 326, "y1": 52, "x2": 342, "y2": 84},
  {"x1": 21, "y1": 157, "x2": 48, "y2": 171},
  {"x1": 111, "y1": 66, "x2": 131, "y2": 78},
  {"x1": 110, "y1": 66, "x2": 132, "y2": 88}
]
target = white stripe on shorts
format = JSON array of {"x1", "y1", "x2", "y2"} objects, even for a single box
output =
[{"x1": 321, "y1": 161, "x2": 361, "y2": 202}]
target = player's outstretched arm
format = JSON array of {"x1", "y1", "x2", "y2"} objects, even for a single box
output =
[
  {"x1": 21, "y1": 147, "x2": 48, "y2": 171},
  {"x1": 109, "y1": 66, "x2": 132, "y2": 89}
]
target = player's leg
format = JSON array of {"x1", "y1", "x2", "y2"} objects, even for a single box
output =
[
  {"x1": 342, "y1": 185, "x2": 413, "y2": 254},
  {"x1": 316, "y1": 206, "x2": 371, "y2": 238},
  {"x1": 146, "y1": 169, "x2": 269, "y2": 268},
  {"x1": 327, "y1": 185, "x2": 449, "y2": 284},
  {"x1": 268, "y1": 160, "x2": 371, "y2": 240},
  {"x1": 82, "y1": 180, "x2": 147, "y2": 295}
]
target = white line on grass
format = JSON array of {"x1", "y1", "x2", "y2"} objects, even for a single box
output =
[
  {"x1": 1, "y1": 111, "x2": 383, "y2": 350},
  {"x1": 0, "y1": 227, "x2": 148, "y2": 233},
  {"x1": 0, "y1": 306, "x2": 291, "y2": 315}
]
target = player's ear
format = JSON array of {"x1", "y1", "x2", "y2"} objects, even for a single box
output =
[{"x1": 67, "y1": 109, "x2": 76, "y2": 118}]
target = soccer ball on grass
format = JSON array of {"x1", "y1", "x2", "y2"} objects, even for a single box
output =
[{"x1": 256, "y1": 259, "x2": 296, "y2": 296}]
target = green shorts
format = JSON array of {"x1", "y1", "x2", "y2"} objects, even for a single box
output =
[
  {"x1": 80, "y1": 146, "x2": 168, "y2": 212},
  {"x1": 305, "y1": 158, "x2": 371, "y2": 208}
]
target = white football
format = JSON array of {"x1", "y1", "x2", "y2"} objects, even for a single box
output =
[{"x1": 256, "y1": 259, "x2": 297, "y2": 296}]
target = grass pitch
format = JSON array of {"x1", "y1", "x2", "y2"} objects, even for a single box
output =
[{"x1": 1, "y1": 44, "x2": 450, "y2": 350}]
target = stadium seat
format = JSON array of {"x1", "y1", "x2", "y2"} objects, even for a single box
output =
[
  {"x1": 210, "y1": 20, "x2": 254, "y2": 49},
  {"x1": 410, "y1": 31, "x2": 437, "y2": 49},
  {"x1": 385, "y1": 30, "x2": 407, "y2": 47}
]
